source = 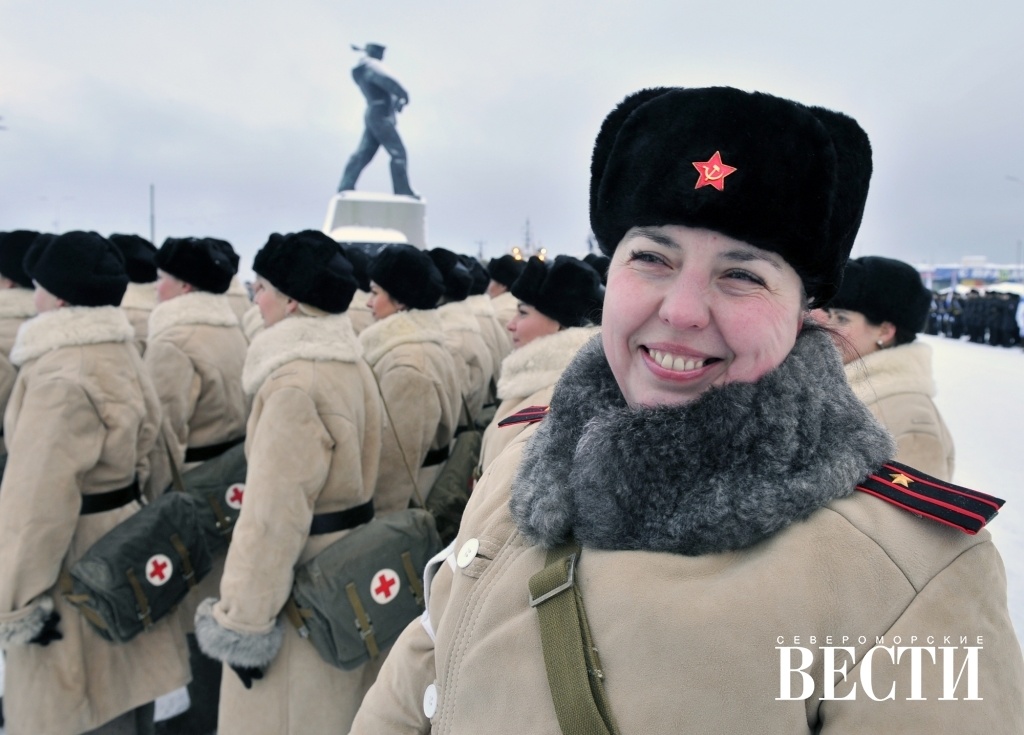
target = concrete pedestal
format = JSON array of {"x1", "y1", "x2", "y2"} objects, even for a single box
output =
[{"x1": 323, "y1": 191, "x2": 427, "y2": 248}]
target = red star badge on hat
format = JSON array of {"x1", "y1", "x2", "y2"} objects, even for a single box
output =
[{"x1": 692, "y1": 151, "x2": 737, "y2": 191}]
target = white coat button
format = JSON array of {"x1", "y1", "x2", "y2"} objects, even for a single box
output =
[
  {"x1": 456, "y1": 538, "x2": 480, "y2": 568},
  {"x1": 423, "y1": 683, "x2": 438, "y2": 718}
]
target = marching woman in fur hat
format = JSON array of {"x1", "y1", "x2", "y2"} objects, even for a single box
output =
[
  {"x1": 485, "y1": 253, "x2": 526, "y2": 330},
  {"x1": 427, "y1": 247, "x2": 495, "y2": 425},
  {"x1": 816, "y1": 256, "x2": 955, "y2": 480},
  {"x1": 460, "y1": 253, "x2": 510, "y2": 395},
  {"x1": 0, "y1": 231, "x2": 189, "y2": 735},
  {"x1": 477, "y1": 255, "x2": 602, "y2": 474},
  {"x1": 144, "y1": 235, "x2": 249, "y2": 735},
  {"x1": 351, "y1": 87, "x2": 1023, "y2": 733},
  {"x1": 194, "y1": 230, "x2": 383, "y2": 734},
  {"x1": 109, "y1": 233, "x2": 159, "y2": 353},
  {"x1": 360, "y1": 244, "x2": 460, "y2": 513},
  {"x1": 0, "y1": 230, "x2": 40, "y2": 461}
]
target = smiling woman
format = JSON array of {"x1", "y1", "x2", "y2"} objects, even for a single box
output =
[{"x1": 349, "y1": 86, "x2": 1024, "y2": 734}]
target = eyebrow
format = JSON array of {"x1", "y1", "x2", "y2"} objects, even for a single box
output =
[
  {"x1": 720, "y1": 248, "x2": 784, "y2": 271},
  {"x1": 632, "y1": 227, "x2": 678, "y2": 249}
]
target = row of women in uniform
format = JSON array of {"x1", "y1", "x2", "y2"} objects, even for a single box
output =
[{"x1": 0, "y1": 223, "x2": 610, "y2": 734}]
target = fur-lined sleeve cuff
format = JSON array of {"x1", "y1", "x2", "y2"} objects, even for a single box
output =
[
  {"x1": 0, "y1": 594, "x2": 54, "y2": 648},
  {"x1": 194, "y1": 597, "x2": 284, "y2": 668}
]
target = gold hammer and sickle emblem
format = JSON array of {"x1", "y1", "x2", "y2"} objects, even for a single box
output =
[{"x1": 703, "y1": 164, "x2": 723, "y2": 181}]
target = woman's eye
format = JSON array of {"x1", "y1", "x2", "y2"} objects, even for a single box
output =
[
  {"x1": 628, "y1": 249, "x2": 667, "y2": 266},
  {"x1": 724, "y1": 269, "x2": 765, "y2": 286}
]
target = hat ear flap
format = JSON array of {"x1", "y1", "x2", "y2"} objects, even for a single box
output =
[{"x1": 590, "y1": 87, "x2": 674, "y2": 252}]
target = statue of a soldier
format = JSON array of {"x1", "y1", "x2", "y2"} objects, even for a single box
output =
[{"x1": 338, "y1": 43, "x2": 418, "y2": 198}]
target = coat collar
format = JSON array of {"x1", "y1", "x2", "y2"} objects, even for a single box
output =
[
  {"x1": 242, "y1": 313, "x2": 361, "y2": 394},
  {"x1": 11, "y1": 306, "x2": 135, "y2": 366},
  {"x1": 845, "y1": 341, "x2": 936, "y2": 404},
  {"x1": 437, "y1": 301, "x2": 482, "y2": 334},
  {"x1": 465, "y1": 294, "x2": 497, "y2": 318},
  {"x1": 120, "y1": 281, "x2": 158, "y2": 311},
  {"x1": 147, "y1": 291, "x2": 240, "y2": 339},
  {"x1": 510, "y1": 327, "x2": 895, "y2": 555},
  {"x1": 0, "y1": 287, "x2": 37, "y2": 321},
  {"x1": 358, "y1": 308, "x2": 446, "y2": 367},
  {"x1": 497, "y1": 326, "x2": 599, "y2": 402}
]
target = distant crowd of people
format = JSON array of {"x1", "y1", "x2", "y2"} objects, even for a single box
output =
[{"x1": 926, "y1": 289, "x2": 1024, "y2": 347}]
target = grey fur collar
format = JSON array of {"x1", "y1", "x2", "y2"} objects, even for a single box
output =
[
  {"x1": 497, "y1": 326, "x2": 599, "y2": 402},
  {"x1": 148, "y1": 290, "x2": 239, "y2": 338},
  {"x1": 242, "y1": 313, "x2": 361, "y2": 394},
  {"x1": 0, "y1": 287, "x2": 37, "y2": 320},
  {"x1": 510, "y1": 327, "x2": 894, "y2": 555},
  {"x1": 10, "y1": 306, "x2": 135, "y2": 366},
  {"x1": 359, "y1": 308, "x2": 446, "y2": 366}
]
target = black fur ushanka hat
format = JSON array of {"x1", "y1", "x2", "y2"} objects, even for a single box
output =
[
  {"x1": 368, "y1": 244, "x2": 444, "y2": 310},
  {"x1": 511, "y1": 255, "x2": 604, "y2": 328},
  {"x1": 0, "y1": 230, "x2": 40, "y2": 288},
  {"x1": 487, "y1": 254, "x2": 526, "y2": 288},
  {"x1": 460, "y1": 254, "x2": 489, "y2": 296},
  {"x1": 155, "y1": 236, "x2": 239, "y2": 293},
  {"x1": 254, "y1": 230, "x2": 358, "y2": 313},
  {"x1": 24, "y1": 231, "x2": 128, "y2": 306},
  {"x1": 590, "y1": 86, "x2": 872, "y2": 306},
  {"x1": 109, "y1": 233, "x2": 157, "y2": 284},
  {"x1": 342, "y1": 245, "x2": 372, "y2": 292},
  {"x1": 428, "y1": 248, "x2": 472, "y2": 302},
  {"x1": 828, "y1": 256, "x2": 931, "y2": 335}
]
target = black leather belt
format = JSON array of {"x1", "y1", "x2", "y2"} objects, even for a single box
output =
[
  {"x1": 309, "y1": 499, "x2": 375, "y2": 535},
  {"x1": 421, "y1": 445, "x2": 450, "y2": 468},
  {"x1": 184, "y1": 435, "x2": 245, "y2": 463},
  {"x1": 80, "y1": 480, "x2": 140, "y2": 515}
]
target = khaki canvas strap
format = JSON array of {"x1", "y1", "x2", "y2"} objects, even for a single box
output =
[
  {"x1": 162, "y1": 427, "x2": 187, "y2": 495},
  {"x1": 169, "y1": 533, "x2": 197, "y2": 589},
  {"x1": 528, "y1": 542, "x2": 620, "y2": 735},
  {"x1": 59, "y1": 568, "x2": 110, "y2": 633},
  {"x1": 400, "y1": 550, "x2": 425, "y2": 607},
  {"x1": 345, "y1": 581, "x2": 380, "y2": 660},
  {"x1": 125, "y1": 568, "x2": 153, "y2": 627},
  {"x1": 367, "y1": 367, "x2": 427, "y2": 510},
  {"x1": 163, "y1": 426, "x2": 234, "y2": 534},
  {"x1": 284, "y1": 596, "x2": 313, "y2": 639}
]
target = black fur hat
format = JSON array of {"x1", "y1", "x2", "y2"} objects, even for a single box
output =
[
  {"x1": 368, "y1": 244, "x2": 444, "y2": 310},
  {"x1": 24, "y1": 230, "x2": 128, "y2": 306},
  {"x1": 108, "y1": 233, "x2": 157, "y2": 284},
  {"x1": 511, "y1": 255, "x2": 604, "y2": 328},
  {"x1": 155, "y1": 237, "x2": 239, "y2": 293},
  {"x1": 590, "y1": 86, "x2": 872, "y2": 306},
  {"x1": 254, "y1": 230, "x2": 358, "y2": 313},
  {"x1": 428, "y1": 248, "x2": 472, "y2": 302},
  {"x1": 582, "y1": 253, "x2": 610, "y2": 285},
  {"x1": 0, "y1": 230, "x2": 40, "y2": 288},
  {"x1": 827, "y1": 256, "x2": 931, "y2": 335},
  {"x1": 342, "y1": 244, "x2": 372, "y2": 292},
  {"x1": 459, "y1": 254, "x2": 489, "y2": 295},
  {"x1": 487, "y1": 254, "x2": 526, "y2": 288}
]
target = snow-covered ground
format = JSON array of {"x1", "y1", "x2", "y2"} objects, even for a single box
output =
[
  {"x1": 922, "y1": 334, "x2": 1024, "y2": 643},
  {"x1": 1, "y1": 334, "x2": 1021, "y2": 732}
]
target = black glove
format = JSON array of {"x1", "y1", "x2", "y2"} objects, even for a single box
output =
[
  {"x1": 230, "y1": 664, "x2": 264, "y2": 689},
  {"x1": 29, "y1": 611, "x2": 63, "y2": 646}
]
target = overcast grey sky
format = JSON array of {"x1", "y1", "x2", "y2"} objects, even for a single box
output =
[{"x1": 2, "y1": 0, "x2": 1022, "y2": 275}]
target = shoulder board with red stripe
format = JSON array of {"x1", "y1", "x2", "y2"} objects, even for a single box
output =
[
  {"x1": 855, "y1": 460, "x2": 1004, "y2": 535},
  {"x1": 497, "y1": 405, "x2": 549, "y2": 428}
]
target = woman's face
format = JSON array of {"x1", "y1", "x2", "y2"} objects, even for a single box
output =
[
  {"x1": 507, "y1": 302, "x2": 561, "y2": 348},
  {"x1": 816, "y1": 308, "x2": 895, "y2": 364},
  {"x1": 253, "y1": 276, "x2": 295, "y2": 328},
  {"x1": 368, "y1": 281, "x2": 405, "y2": 320},
  {"x1": 155, "y1": 269, "x2": 193, "y2": 303},
  {"x1": 603, "y1": 225, "x2": 806, "y2": 408}
]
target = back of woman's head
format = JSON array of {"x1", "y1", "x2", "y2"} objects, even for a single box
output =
[{"x1": 828, "y1": 256, "x2": 932, "y2": 344}]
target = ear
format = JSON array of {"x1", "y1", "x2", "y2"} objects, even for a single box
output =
[
  {"x1": 284, "y1": 298, "x2": 300, "y2": 316},
  {"x1": 878, "y1": 320, "x2": 897, "y2": 346}
]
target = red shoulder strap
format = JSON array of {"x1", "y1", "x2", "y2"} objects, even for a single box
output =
[
  {"x1": 855, "y1": 460, "x2": 1004, "y2": 535},
  {"x1": 497, "y1": 405, "x2": 549, "y2": 428}
]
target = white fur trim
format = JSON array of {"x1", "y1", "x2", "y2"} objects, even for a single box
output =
[
  {"x1": 242, "y1": 313, "x2": 361, "y2": 394},
  {"x1": 10, "y1": 306, "x2": 135, "y2": 366},
  {"x1": 120, "y1": 281, "x2": 158, "y2": 311},
  {"x1": 0, "y1": 595, "x2": 54, "y2": 648},
  {"x1": 845, "y1": 341, "x2": 936, "y2": 406},
  {"x1": 349, "y1": 289, "x2": 372, "y2": 314},
  {"x1": 465, "y1": 294, "x2": 496, "y2": 318},
  {"x1": 148, "y1": 291, "x2": 240, "y2": 338},
  {"x1": 0, "y1": 287, "x2": 37, "y2": 320},
  {"x1": 241, "y1": 304, "x2": 264, "y2": 341},
  {"x1": 437, "y1": 301, "x2": 482, "y2": 335},
  {"x1": 497, "y1": 326, "x2": 600, "y2": 401},
  {"x1": 359, "y1": 308, "x2": 446, "y2": 367},
  {"x1": 226, "y1": 276, "x2": 248, "y2": 296}
]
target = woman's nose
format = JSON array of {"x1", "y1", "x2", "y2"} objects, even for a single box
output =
[{"x1": 658, "y1": 276, "x2": 711, "y2": 330}]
